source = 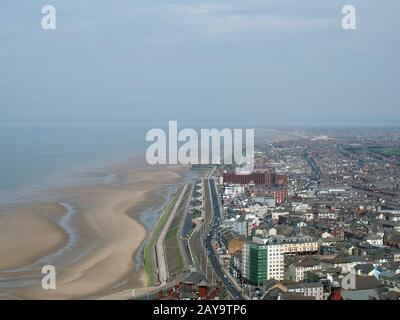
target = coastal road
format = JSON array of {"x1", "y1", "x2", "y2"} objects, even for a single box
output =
[
  {"x1": 204, "y1": 179, "x2": 243, "y2": 300},
  {"x1": 181, "y1": 183, "x2": 196, "y2": 266},
  {"x1": 303, "y1": 152, "x2": 321, "y2": 189},
  {"x1": 155, "y1": 184, "x2": 188, "y2": 285}
]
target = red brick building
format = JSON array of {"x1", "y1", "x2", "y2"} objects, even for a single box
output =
[
  {"x1": 223, "y1": 171, "x2": 273, "y2": 185},
  {"x1": 223, "y1": 171, "x2": 287, "y2": 187},
  {"x1": 223, "y1": 170, "x2": 289, "y2": 204}
]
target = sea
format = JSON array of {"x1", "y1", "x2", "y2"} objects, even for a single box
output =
[
  {"x1": 0, "y1": 122, "x2": 151, "y2": 205},
  {"x1": 2, "y1": 120, "x2": 397, "y2": 205},
  {"x1": 0, "y1": 121, "x2": 204, "y2": 279}
]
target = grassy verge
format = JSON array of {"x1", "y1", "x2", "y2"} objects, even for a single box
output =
[
  {"x1": 164, "y1": 186, "x2": 191, "y2": 277},
  {"x1": 346, "y1": 145, "x2": 400, "y2": 157},
  {"x1": 143, "y1": 188, "x2": 181, "y2": 286},
  {"x1": 368, "y1": 146, "x2": 400, "y2": 157},
  {"x1": 164, "y1": 221, "x2": 183, "y2": 276}
]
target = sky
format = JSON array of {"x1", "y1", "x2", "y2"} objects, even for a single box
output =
[{"x1": 0, "y1": 0, "x2": 399, "y2": 126}]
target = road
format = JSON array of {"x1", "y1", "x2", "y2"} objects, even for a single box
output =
[
  {"x1": 181, "y1": 184, "x2": 196, "y2": 266},
  {"x1": 303, "y1": 151, "x2": 321, "y2": 189},
  {"x1": 155, "y1": 184, "x2": 188, "y2": 285},
  {"x1": 204, "y1": 178, "x2": 243, "y2": 300}
]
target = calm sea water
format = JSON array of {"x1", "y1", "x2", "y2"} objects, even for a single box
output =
[
  {"x1": 4, "y1": 120, "x2": 387, "y2": 204},
  {"x1": 0, "y1": 122, "x2": 150, "y2": 204},
  {"x1": 0, "y1": 120, "x2": 236, "y2": 204}
]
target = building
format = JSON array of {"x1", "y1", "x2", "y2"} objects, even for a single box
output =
[
  {"x1": 223, "y1": 171, "x2": 273, "y2": 185},
  {"x1": 229, "y1": 252, "x2": 242, "y2": 280},
  {"x1": 253, "y1": 195, "x2": 276, "y2": 208},
  {"x1": 391, "y1": 249, "x2": 400, "y2": 262},
  {"x1": 242, "y1": 242, "x2": 268, "y2": 286},
  {"x1": 223, "y1": 171, "x2": 288, "y2": 204},
  {"x1": 242, "y1": 238, "x2": 284, "y2": 285},
  {"x1": 332, "y1": 227, "x2": 345, "y2": 238},
  {"x1": 224, "y1": 184, "x2": 245, "y2": 196},
  {"x1": 354, "y1": 264, "x2": 375, "y2": 276},
  {"x1": 380, "y1": 271, "x2": 400, "y2": 287},
  {"x1": 340, "y1": 276, "x2": 384, "y2": 300},
  {"x1": 287, "y1": 259, "x2": 322, "y2": 282},
  {"x1": 272, "y1": 209, "x2": 290, "y2": 221},
  {"x1": 221, "y1": 213, "x2": 260, "y2": 236},
  {"x1": 282, "y1": 282, "x2": 324, "y2": 300},
  {"x1": 384, "y1": 232, "x2": 400, "y2": 248},
  {"x1": 244, "y1": 203, "x2": 268, "y2": 219},
  {"x1": 242, "y1": 235, "x2": 318, "y2": 285},
  {"x1": 280, "y1": 236, "x2": 319, "y2": 255},
  {"x1": 265, "y1": 188, "x2": 288, "y2": 205},
  {"x1": 221, "y1": 217, "x2": 249, "y2": 236},
  {"x1": 321, "y1": 256, "x2": 368, "y2": 274},
  {"x1": 364, "y1": 234, "x2": 384, "y2": 246},
  {"x1": 317, "y1": 211, "x2": 338, "y2": 220},
  {"x1": 220, "y1": 229, "x2": 247, "y2": 254},
  {"x1": 254, "y1": 227, "x2": 277, "y2": 238}
]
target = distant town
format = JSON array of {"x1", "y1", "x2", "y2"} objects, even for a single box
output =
[{"x1": 136, "y1": 128, "x2": 400, "y2": 301}]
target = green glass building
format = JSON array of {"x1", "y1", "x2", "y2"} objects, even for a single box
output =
[{"x1": 244, "y1": 243, "x2": 268, "y2": 286}]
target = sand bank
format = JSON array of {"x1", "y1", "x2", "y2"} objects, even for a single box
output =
[
  {"x1": 0, "y1": 163, "x2": 188, "y2": 299},
  {"x1": 0, "y1": 203, "x2": 67, "y2": 271}
]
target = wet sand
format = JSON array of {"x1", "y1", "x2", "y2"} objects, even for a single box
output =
[
  {"x1": 0, "y1": 203, "x2": 67, "y2": 271},
  {"x1": 0, "y1": 161, "x2": 188, "y2": 299}
]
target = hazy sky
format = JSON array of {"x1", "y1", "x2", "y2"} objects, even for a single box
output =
[{"x1": 0, "y1": 0, "x2": 399, "y2": 126}]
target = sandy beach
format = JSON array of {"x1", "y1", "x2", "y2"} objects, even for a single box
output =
[
  {"x1": 0, "y1": 161, "x2": 189, "y2": 299},
  {"x1": 0, "y1": 203, "x2": 67, "y2": 271}
]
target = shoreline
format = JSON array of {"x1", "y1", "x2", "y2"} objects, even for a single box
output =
[
  {"x1": 0, "y1": 155, "x2": 192, "y2": 299},
  {"x1": 132, "y1": 186, "x2": 177, "y2": 272}
]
